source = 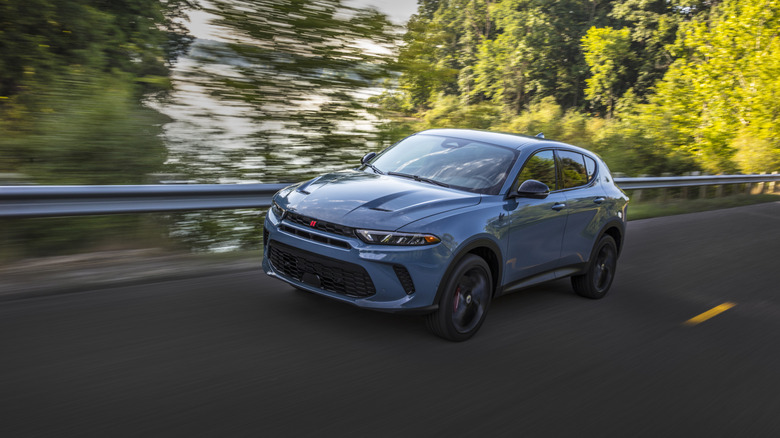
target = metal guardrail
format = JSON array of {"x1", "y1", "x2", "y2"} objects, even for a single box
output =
[
  {"x1": 0, "y1": 184, "x2": 288, "y2": 218},
  {"x1": 614, "y1": 174, "x2": 780, "y2": 190},
  {"x1": 0, "y1": 173, "x2": 777, "y2": 218}
]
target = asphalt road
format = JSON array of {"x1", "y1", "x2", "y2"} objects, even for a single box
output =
[{"x1": 2, "y1": 202, "x2": 780, "y2": 437}]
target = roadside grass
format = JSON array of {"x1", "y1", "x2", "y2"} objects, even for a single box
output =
[{"x1": 627, "y1": 192, "x2": 780, "y2": 221}]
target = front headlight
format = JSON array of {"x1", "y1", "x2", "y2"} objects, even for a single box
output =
[
  {"x1": 356, "y1": 229, "x2": 440, "y2": 246},
  {"x1": 270, "y1": 201, "x2": 286, "y2": 219}
]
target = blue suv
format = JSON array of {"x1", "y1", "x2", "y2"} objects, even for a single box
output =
[{"x1": 263, "y1": 129, "x2": 629, "y2": 341}]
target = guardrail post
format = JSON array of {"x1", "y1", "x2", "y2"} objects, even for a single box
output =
[
  {"x1": 716, "y1": 175, "x2": 724, "y2": 197},
  {"x1": 758, "y1": 172, "x2": 767, "y2": 194},
  {"x1": 633, "y1": 175, "x2": 648, "y2": 202},
  {"x1": 773, "y1": 171, "x2": 779, "y2": 193},
  {"x1": 660, "y1": 173, "x2": 672, "y2": 201},
  {"x1": 681, "y1": 172, "x2": 695, "y2": 199},
  {"x1": 699, "y1": 172, "x2": 707, "y2": 199}
]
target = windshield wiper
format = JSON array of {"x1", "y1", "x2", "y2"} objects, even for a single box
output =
[
  {"x1": 388, "y1": 171, "x2": 450, "y2": 188},
  {"x1": 364, "y1": 163, "x2": 384, "y2": 175}
]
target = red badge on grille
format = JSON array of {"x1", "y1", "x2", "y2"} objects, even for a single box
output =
[{"x1": 309, "y1": 220, "x2": 317, "y2": 227}]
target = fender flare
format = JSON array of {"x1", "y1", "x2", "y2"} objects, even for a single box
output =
[
  {"x1": 594, "y1": 219, "x2": 626, "y2": 258},
  {"x1": 432, "y1": 237, "x2": 503, "y2": 307}
]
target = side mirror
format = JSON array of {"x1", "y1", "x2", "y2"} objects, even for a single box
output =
[
  {"x1": 515, "y1": 179, "x2": 550, "y2": 199},
  {"x1": 361, "y1": 152, "x2": 376, "y2": 165}
]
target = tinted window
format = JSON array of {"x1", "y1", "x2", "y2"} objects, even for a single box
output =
[
  {"x1": 517, "y1": 150, "x2": 556, "y2": 190},
  {"x1": 370, "y1": 134, "x2": 518, "y2": 195},
  {"x1": 558, "y1": 151, "x2": 588, "y2": 189},
  {"x1": 584, "y1": 155, "x2": 597, "y2": 181}
]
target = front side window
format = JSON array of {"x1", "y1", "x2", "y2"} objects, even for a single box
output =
[
  {"x1": 368, "y1": 134, "x2": 518, "y2": 194},
  {"x1": 558, "y1": 150, "x2": 588, "y2": 189},
  {"x1": 516, "y1": 150, "x2": 557, "y2": 190}
]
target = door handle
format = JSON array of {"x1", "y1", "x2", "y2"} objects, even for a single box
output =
[
  {"x1": 593, "y1": 197, "x2": 606, "y2": 204},
  {"x1": 552, "y1": 203, "x2": 566, "y2": 211}
]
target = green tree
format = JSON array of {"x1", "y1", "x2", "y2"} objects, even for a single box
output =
[
  {"x1": 397, "y1": 11, "x2": 460, "y2": 111},
  {"x1": 640, "y1": 0, "x2": 780, "y2": 173},
  {"x1": 397, "y1": 0, "x2": 496, "y2": 111},
  {"x1": 473, "y1": 0, "x2": 614, "y2": 113},
  {"x1": 605, "y1": 0, "x2": 716, "y2": 101},
  {"x1": 473, "y1": 1, "x2": 556, "y2": 113},
  {"x1": 582, "y1": 26, "x2": 633, "y2": 117},
  {"x1": 0, "y1": 0, "x2": 193, "y2": 102}
]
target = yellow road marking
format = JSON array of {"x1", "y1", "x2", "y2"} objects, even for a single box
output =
[{"x1": 684, "y1": 302, "x2": 736, "y2": 326}]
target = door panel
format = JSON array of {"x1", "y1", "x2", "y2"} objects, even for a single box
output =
[
  {"x1": 560, "y1": 185, "x2": 608, "y2": 267},
  {"x1": 504, "y1": 149, "x2": 567, "y2": 285},
  {"x1": 557, "y1": 151, "x2": 608, "y2": 268},
  {"x1": 504, "y1": 194, "x2": 568, "y2": 284}
]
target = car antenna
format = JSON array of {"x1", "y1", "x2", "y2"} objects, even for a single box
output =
[{"x1": 535, "y1": 132, "x2": 545, "y2": 138}]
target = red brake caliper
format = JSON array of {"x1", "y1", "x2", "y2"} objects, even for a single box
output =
[{"x1": 453, "y1": 286, "x2": 461, "y2": 312}]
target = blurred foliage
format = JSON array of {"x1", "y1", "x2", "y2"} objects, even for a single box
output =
[
  {"x1": 1, "y1": 72, "x2": 169, "y2": 184},
  {"x1": 169, "y1": 0, "x2": 397, "y2": 184},
  {"x1": 156, "y1": 0, "x2": 399, "y2": 251},
  {"x1": 635, "y1": 0, "x2": 780, "y2": 173},
  {"x1": 0, "y1": 215, "x2": 175, "y2": 261},
  {"x1": 0, "y1": 0, "x2": 194, "y2": 182},
  {"x1": 373, "y1": 0, "x2": 780, "y2": 176},
  {"x1": 0, "y1": 0, "x2": 194, "y2": 102},
  {"x1": 163, "y1": 209, "x2": 264, "y2": 253},
  {"x1": 0, "y1": 0, "x2": 193, "y2": 259}
]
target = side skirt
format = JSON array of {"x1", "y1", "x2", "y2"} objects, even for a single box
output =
[{"x1": 497, "y1": 263, "x2": 587, "y2": 296}]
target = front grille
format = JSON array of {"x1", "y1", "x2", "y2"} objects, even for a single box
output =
[
  {"x1": 268, "y1": 241, "x2": 375, "y2": 298},
  {"x1": 279, "y1": 224, "x2": 351, "y2": 249},
  {"x1": 285, "y1": 212, "x2": 355, "y2": 238},
  {"x1": 393, "y1": 265, "x2": 415, "y2": 295}
]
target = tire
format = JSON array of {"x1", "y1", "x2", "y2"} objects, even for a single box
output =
[
  {"x1": 571, "y1": 235, "x2": 618, "y2": 299},
  {"x1": 426, "y1": 255, "x2": 492, "y2": 341}
]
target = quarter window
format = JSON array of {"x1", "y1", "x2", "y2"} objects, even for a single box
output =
[
  {"x1": 558, "y1": 151, "x2": 588, "y2": 189},
  {"x1": 584, "y1": 155, "x2": 597, "y2": 182},
  {"x1": 517, "y1": 150, "x2": 556, "y2": 190}
]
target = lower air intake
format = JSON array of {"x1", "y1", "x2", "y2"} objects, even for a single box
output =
[{"x1": 268, "y1": 241, "x2": 375, "y2": 298}]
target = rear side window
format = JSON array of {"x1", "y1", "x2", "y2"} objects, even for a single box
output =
[
  {"x1": 517, "y1": 150, "x2": 556, "y2": 190},
  {"x1": 558, "y1": 150, "x2": 588, "y2": 189}
]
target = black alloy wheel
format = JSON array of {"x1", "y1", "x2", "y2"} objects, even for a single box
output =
[
  {"x1": 426, "y1": 254, "x2": 492, "y2": 341},
  {"x1": 572, "y1": 234, "x2": 618, "y2": 299}
]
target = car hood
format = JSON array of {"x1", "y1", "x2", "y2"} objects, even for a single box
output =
[{"x1": 277, "y1": 170, "x2": 481, "y2": 230}]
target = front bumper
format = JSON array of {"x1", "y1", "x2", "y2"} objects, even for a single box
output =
[{"x1": 262, "y1": 211, "x2": 451, "y2": 313}]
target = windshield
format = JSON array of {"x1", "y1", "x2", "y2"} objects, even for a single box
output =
[{"x1": 365, "y1": 134, "x2": 518, "y2": 195}]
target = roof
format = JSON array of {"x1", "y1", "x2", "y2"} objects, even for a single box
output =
[
  {"x1": 417, "y1": 128, "x2": 547, "y2": 149},
  {"x1": 416, "y1": 128, "x2": 598, "y2": 158}
]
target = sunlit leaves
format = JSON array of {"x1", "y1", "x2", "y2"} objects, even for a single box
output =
[
  {"x1": 582, "y1": 26, "x2": 632, "y2": 117},
  {"x1": 643, "y1": 0, "x2": 780, "y2": 172}
]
